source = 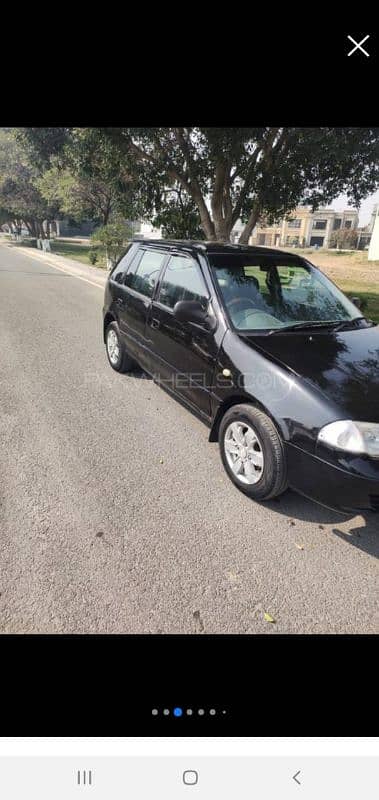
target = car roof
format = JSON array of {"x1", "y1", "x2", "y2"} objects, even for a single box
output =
[{"x1": 132, "y1": 238, "x2": 303, "y2": 260}]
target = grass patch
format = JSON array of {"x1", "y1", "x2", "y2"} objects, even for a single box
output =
[
  {"x1": 7, "y1": 237, "x2": 109, "y2": 268},
  {"x1": 337, "y1": 281, "x2": 379, "y2": 324},
  {"x1": 50, "y1": 240, "x2": 107, "y2": 268}
]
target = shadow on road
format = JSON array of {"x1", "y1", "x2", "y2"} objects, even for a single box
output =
[
  {"x1": 264, "y1": 489, "x2": 379, "y2": 559},
  {"x1": 128, "y1": 368, "x2": 152, "y2": 381}
]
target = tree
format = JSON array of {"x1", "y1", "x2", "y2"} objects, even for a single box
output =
[
  {"x1": 329, "y1": 227, "x2": 359, "y2": 249},
  {"x1": 19, "y1": 127, "x2": 142, "y2": 227},
  {"x1": 15, "y1": 127, "x2": 71, "y2": 169},
  {"x1": 102, "y1": 127, "x2": 379, "y2": 242},
  {"x1": 154, "y1": 185, "x2": 204, "y2": 239},
  {"x1": 36, "y1": 163, "x2": 123, "y2": 227},
  {"x1": 0, "y1": 129, "x2": 59, "y2": 237},
  {"x1": 91, "y1": 221, "x2": 133, "y2": 267}
]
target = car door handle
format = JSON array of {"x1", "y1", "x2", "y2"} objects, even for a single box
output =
[{"x1": 151, "y1": 318, "x2": 160, "y2": 329}]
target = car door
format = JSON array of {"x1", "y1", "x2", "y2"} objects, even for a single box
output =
[
  {"x1": 145, "y1": 253, "x2": 218, "y2": 418},
  {"x1": 117, "y1": 247, "x2": 168, "y2": 369}
]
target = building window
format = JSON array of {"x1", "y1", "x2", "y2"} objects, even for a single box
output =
[
  {"x1": 285, "y1": 236, "x2": 299, "y2": 246},
  {"x1": 344, "y1": 220, "x2": 352, "y2": 229},
  {"x1": 333, "y1": 219, "x2": 342, "y2": 230},
  {"x1": 287, "y1": 219, "x2": 301, "y2": 228},
  {"x1": 313, "y1": 220, "x2": 327, "y2": 230},
  {"x1": 257, "y1": 234, "x2": 266, "y2": 245}
]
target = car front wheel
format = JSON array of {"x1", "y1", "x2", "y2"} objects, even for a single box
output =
[
  {"x1": 105, "y1": 321, "x2": 135, "y2": 373},
  {"x1": 219, "y1": 404, "x2": 287, "y2": 500}
]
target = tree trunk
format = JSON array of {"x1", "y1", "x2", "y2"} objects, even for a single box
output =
[
  {"x1": 210, "y1": 162, "x2": 233, "y2": 241},
  {"x1": 191, "y1": 188, "x2": 215, "y2": 240},
  {"x1": 46, "y1": 220, "x2": 51, "y2": 239},
  {"x1": 213, "y1": 217, "x2": 233, "y2": 242},
  {"x1": 199, "y1": 216, "x2": 216, "y2": 241},
  {"x1": 238, "y1": 201, "x2": 261, "y2": 244}
]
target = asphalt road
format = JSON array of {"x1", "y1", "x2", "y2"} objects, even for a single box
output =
[{"x1": 0, "y1": 242, "x2": 378, "y2": 633}]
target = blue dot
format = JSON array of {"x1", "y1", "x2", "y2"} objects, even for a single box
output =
[{"x1": 173, "y1": 707, "x2": 183, "y2": 717}]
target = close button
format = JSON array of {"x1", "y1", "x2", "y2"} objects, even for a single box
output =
[{"x1": 347, "y1": 34, "x2": 370, "y2": 57}]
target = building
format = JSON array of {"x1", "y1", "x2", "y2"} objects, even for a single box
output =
[
  {"x1": 356, "y1": 204, "x2": 377, "y2": 251},
  {"x1": 368, "y1": 205, "x2": 379, "y2": 261},
  {"x1": 231, "y1": 220, "x2": 245, "y2": 243},
  {"x1": 249, "y1": 207, "x2": 359, "y2": 249},
  {"x1": 137, "y1": 221, "x2": 162, "y2": 239}
]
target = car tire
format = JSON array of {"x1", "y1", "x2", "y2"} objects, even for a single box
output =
[
  {"x1": 219, "y1": 404, "x2": 288, "y2": 500},
  {"x1": 105, "y1": 321, "x2": 135, "y2": 373}
]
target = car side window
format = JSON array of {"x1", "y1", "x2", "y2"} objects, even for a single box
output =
[
  {"x1": 125, "y1": 249, "x2": 166, "y2": 298},
  {"x1": 157, "y1": 255, "x2": 208, "y2": 310},
  {"x1": 110, "y1": 243, "x2": 139, "y2": 284}
]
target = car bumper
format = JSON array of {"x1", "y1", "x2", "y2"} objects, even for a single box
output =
[{"x1": 285, "y1": 442, "x2": 379, "y2": 513}]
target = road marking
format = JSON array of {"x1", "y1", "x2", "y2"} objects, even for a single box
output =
[{"x1": 3, "y1": 246, "x2": 105, "y2": 290}]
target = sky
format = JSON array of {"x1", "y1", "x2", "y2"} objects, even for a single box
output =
[{"x1": 330, "y1": 190, "x2": 379, "y2": 227}]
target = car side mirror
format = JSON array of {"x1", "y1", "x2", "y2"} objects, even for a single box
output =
[{"x1": 173, "y1": 300, "x2": 215, "y2": 330}]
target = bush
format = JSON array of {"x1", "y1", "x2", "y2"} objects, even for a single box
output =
[
  {"x1": 91, "y1": 222, "x2": 132, "y2": 264},
  {"x1": 89, "y1": 249, "x2": 99, "y2": 265}
]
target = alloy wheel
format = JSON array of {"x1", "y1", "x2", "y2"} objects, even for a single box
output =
[
  {"x1": 223, "y1": 421, "x2": 264, "y2": 485},
  {"x1": 107, "y1": 328, "x2": 120, "y2": 365}
]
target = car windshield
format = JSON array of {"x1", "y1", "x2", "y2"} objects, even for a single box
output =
[{"x1": 209, "y1": 254, "x2": 361, "y2": 332}]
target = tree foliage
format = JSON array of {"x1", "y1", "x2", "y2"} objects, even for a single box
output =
[
  {"x1": 12, "y1": 127, "x2": 141, "y2": 230},
  {"x1": 154, "y1": 185, "x2": 204, "y2": 239},
  {"x1": 0, "y1": 129, "x2": 60, "y2": 237},
  {"x1": 91, "y1": 221, "x2": 133, "y2": 264},
  {"x1": 3, "y1": 127, "x2": 379, "y2": 246},
  {"x1": 15, "y1": 127, "x2": 71, "y2": 169},
  {"x1": 22, "y1": 127, "x2": 142, "y2": 227},
  {"x1": 102, "y1": 127, "x2": 379, "y2": 242}
]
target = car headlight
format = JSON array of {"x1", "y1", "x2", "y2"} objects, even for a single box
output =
[{"x1": 318, "y1": 420, "x2": 379, "y2": 458}]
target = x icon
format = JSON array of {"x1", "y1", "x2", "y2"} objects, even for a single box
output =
[{"x1": 347, "y1": 34, "x2": 370, "y2": 57}]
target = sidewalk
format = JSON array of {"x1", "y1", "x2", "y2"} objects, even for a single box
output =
[{"x1": 2, "y1": 239, "x2": 108, "y2": 290}]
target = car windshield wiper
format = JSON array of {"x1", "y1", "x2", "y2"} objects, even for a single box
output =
[
  {"x1": 330, "y1": 316, "x2": 368, "y2": 332},
  {"x1": 268, "y1": 320, "x2": 345, "y2": 335}
]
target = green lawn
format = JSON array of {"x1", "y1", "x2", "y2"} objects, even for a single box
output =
[
  {"x1": 50, "y1": 240, "x2": 107, "y2": 268},
  {"x1": 338, "y1": 281, "x2": 379, "y2": 324},
  {"x1": 7, "y1": 237, "x2": 108, "y2": 268}
]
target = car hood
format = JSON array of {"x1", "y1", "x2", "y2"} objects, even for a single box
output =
[{"x1": 241, "y1": 325, "x2": 379, "y2": 422}]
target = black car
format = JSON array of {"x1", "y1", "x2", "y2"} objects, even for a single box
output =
[{"x1": 103, "y1": 239, "x2": 379, "y2": 513}]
